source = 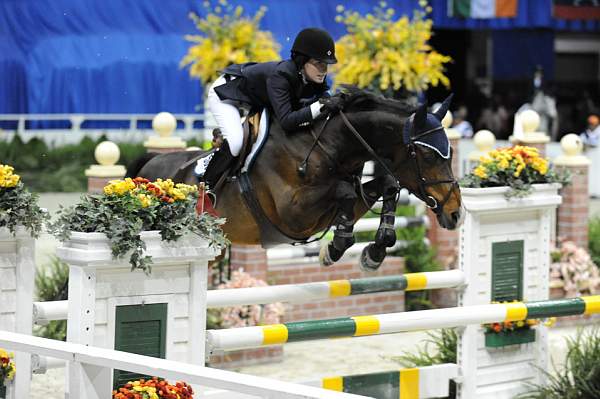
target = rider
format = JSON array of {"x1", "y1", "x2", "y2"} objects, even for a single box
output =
[{"x1": 199, "y1": 27, "x2": 344, "y2": 188}]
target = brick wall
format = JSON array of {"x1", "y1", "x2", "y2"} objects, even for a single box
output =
[
  {"x1": 557, "y1": 165, "x2": 589, "y2": 249},
  {"x1": 268, "y1": 257, "x2": 405, "y2": 322}
]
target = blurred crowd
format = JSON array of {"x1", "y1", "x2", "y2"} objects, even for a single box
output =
[{"x1": 447, "y1": 66, "x2": 599, "y2": 148}]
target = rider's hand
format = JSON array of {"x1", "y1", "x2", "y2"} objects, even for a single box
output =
[{"x1": 319, "y1": 96, "x2": 344, "y2": 114}]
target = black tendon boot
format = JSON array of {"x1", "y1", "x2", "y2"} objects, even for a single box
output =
[{"x1": 201, "y1": 139, "x2": 235, "y2": 190}]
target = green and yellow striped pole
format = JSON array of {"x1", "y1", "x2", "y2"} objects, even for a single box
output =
[{"x1": 207, "y1": 296, "x2": 600, "y2": 352}]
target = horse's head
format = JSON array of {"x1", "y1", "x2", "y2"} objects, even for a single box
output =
[{"x1": 397, "y1": 95, "x2": 462, "y2": 229}]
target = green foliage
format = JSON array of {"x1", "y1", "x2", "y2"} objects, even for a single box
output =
[
  {"x1": 589, "y1": 216, "x2": 600, "y2": 268},
  {"x1": 390, "y1": 328, "x2": 457, "y2": 367},
  {"x1": 0, "y1": 136, "x2": 146, "y2": 192},
  {"x1": 519, "y1": 328, "x2": 600, "y2": 399},
  {"x1": 33, "y1": 256, "x2": 69, "y2": 341},
  {"x1": 48, "y1": 179, "x2": 229, "y2": 272},
  {"x1": 0, "y1": 165, "x2": 49, "y2": 237}
]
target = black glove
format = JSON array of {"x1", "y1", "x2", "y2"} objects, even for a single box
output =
[{"x1": 319, "y1": 96, "x2": 344, "y2": 114}]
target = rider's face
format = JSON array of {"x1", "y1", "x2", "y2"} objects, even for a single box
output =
[{"x1": 303, "y1": 59, "x2": 328, "y2": 84}]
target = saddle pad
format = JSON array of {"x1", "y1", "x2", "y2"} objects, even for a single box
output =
[{"x1": 242, "y1": 109, "x2": 269, "y2": 173}]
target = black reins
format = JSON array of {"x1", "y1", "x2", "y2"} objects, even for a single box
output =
[{"x1": 297, "y1": 109, "x2": 457, "y2": 216}]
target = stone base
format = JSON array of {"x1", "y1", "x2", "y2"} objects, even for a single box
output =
[
  {"x1": 208, "y1": 346, "x2": 284, "y2": 369},
  {"x1": 88, "y1": 176, "x2": 123, "y2": 193}
]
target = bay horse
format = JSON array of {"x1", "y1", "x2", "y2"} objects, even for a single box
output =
[{"x1": 126, "y1": 90, "x2": 462, "y2": 271}]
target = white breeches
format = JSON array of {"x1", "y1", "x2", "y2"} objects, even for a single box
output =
[{"x1": 206, "y1": 75, "x2": 244, "y2": 156}]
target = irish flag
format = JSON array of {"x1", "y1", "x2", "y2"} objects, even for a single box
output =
[{"x1": 449, "y1": 0, "x2": 519, "y2": 18}]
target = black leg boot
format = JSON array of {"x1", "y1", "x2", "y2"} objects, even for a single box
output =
[{"x1": 200, "y1": 140, "x2": 235, "y2": 189}]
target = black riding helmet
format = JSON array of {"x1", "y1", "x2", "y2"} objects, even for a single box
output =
[{"x1": 291, "y1": 28, "x2": 337, "y2": 64}]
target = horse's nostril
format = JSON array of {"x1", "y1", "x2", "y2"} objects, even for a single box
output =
[{"x1": 452, "y1": 211, "x2": 460, "y2": 222}]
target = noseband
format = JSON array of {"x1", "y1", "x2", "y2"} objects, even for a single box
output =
[{"x1": 406, "y1": 125, "x2": 458, "y2": 215}]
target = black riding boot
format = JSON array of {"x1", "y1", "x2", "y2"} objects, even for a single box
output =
[{"x1": 201, "y1": 139, "x2": 235, "y2": 189}]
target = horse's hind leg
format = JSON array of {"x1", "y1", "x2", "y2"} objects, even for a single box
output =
[
  {"x1": 319, "y1": 181, "x2": 357, "y2": 267},
  {"x1": 360, "y1": 175, "x2": 398, "y2": 272}
]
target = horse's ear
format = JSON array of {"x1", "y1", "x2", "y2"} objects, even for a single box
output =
[
  {"x1": 414, "y1": 103, "x2": 428, "y2": 130},
  {"x1": 433, "y1": 94, "x2": 454, "y2": 121}
]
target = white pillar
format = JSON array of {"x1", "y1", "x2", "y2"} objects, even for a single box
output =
[
  {"x1": 56, "y1": 231, "x2": 215, "y2": 399},
  {"x1": 0, "y1": 228, "x2": 34, "y2": 399}
]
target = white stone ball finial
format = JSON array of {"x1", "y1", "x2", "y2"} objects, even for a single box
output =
[
  {"x1": 520, "y1": 109, "x2": 540, "y2": 134},
  {"x1": 554, "y1": 133, "x2": 590, "y2": 166},
  {"x1": 561, "y1": 133, "x2": 583, "y2": 156},
  {"x1": 474, "y1": 130, "x2": 496, "y2": 152},
  {"x1": 94, "y1": 141, "x2": 120, "y2": 166},
  {"x1": 152, "y1": 112, "x2": 177, "y2": 138},
  {"x1": 441, "y1": 111, "x2": 453, "y2": 129}
]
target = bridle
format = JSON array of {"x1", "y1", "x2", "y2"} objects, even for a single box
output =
[
  {"x1": 298, "y1": 108, "x2": 458, "y2": 215},
  {"x1": 403, "y1": 121, "x2": 458, "y2": 215}
]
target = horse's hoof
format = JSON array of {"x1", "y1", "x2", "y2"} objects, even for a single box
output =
[
  {"x1": 319, "y1": 245, "x2": 335, "y2": 267},
  {"x1": 359, "y1": 245, "x2": 382, "y2": 273}
]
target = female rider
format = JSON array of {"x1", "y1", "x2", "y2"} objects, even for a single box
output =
[{"x1": 199, "y1": 27, "x2": 344, "y2": 188}]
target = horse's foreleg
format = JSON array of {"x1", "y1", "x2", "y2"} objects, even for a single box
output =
[
  {"x1": 319, "y1": 180, "x2": 357, "y2": 267},
  {"x1": 360, "y1": 175, "x2": 398, "y2": 272}
]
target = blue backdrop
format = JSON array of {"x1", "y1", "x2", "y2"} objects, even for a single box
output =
[{"x1": 0, "y1": 0, "x2": 597, "y2": 115}]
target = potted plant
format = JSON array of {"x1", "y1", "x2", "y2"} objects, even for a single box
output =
[
  {"x1": 332, "y1": 1, "x2": 451, "y2": 100},
  {"x1": 48, "y1": 177, "x2": 228, "y2": 273},
  {"x1": 113, "y1": 377, "x2": 193, "y2": 399},
  {"x1": 0, "y1": 349, "x2": 16, "y2": 399},
  {"x1": 0, "y1": 164, "x2": 48, "y2": 237},
  {"x1": 460, "y1": 145, "x2": 569, "y2": 199}
]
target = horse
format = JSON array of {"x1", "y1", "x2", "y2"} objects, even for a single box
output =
[{"x1": 126, "y1": 89, "x2": 462, "y2": 271}]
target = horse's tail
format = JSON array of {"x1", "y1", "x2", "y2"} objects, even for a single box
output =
[{"x1": 125, "y1": 152, "x2": 159, "y2": 178}]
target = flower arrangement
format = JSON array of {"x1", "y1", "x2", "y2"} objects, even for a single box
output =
[
  {"x1": 48, "y1": 177, "x2": 228, "y2": 273},
  {"x1": 0, "y1": 349, "x2": 16, "y2": 387},
  {"x1": 112, "y1": 377, "x2": 193, "y2": 399},
  {"x1": 0, "y1": 164, "x2": 48, "y2": 237},
  {"x1": 210, "y1": 269, "x2": 285, "y2": 329},
  {"x1": 460, "y1": 145, "x2": 570, "y2": 198},
  {"x1": 332, "y1": 1, "x2": 451, "y2": 96},
  {"x1": 550, "y1": 239, "x2": 600, "y2": 298},
  {"x1": 181, "y1": 0, "x2": 281, "y2": 86}
]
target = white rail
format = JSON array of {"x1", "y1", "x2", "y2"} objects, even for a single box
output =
[{"x1": 0, "y1": 330, "x2": 369, "y2": 399}]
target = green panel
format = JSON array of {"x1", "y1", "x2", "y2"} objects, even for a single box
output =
[
  {"x1": 491, "y1": 240, "x2": 524, "y2": 302},
  {"x1": 113, "y1": 303, "x2": 167, "y2": 390},
  {"x1": 485, "y1": 328, "x2": 536, "y2": 348},
  {"x1": 343, "y1": 371, "x2": 399, "y2": 399},
  {"x1": 286, "y1": 318, "x2": 356, "y2": 342},
  {"x1": 350, "y1": 276, "x2": 407, "y2": 295},
  {"x1": 526, "y1": 298, "x2": 586, "y2": 319}
]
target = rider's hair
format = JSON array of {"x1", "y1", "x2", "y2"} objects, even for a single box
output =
[{"x1": 291, "y1": 51, "x2": 310, "y2": 70}]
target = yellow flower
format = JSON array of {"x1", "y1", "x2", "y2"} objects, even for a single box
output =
[
  {"x1": 103, "y1": 178, "x2": 136, "y2": 196},
  {"x1": 137, "y1": 193, "x2": 153, "y2": 208},
  {"x1": 473, "y1": 165, "x2": 487, "y2": 179},
  {"x1": 0, "y1": 164, "x2": 21, "y2": 188},
  {"x1": 332, "y1": 5, "x2": 450, "y2": 93},
  {"x1": 181, "y1": 3, "x2": 280, "y2": 85}
]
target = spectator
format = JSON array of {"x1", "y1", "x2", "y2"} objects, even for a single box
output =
[
  {"x1": 580, "y1": 114, "x2": 600, "y2": 148},
  {"x1": 477, "y1": 95, "x2": 509, "y2": 138},
  {"x1": 452, "y1": 105, "x2": 474, "y2": 138}
]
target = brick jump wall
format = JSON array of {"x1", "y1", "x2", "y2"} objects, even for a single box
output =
[{"x1": 268, "y1": 257, "x2": 405, "y2": 322}]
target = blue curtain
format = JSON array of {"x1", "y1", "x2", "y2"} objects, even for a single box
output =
[{"x1": 0, "y1": 0, "x2": 597, "y2": 115}]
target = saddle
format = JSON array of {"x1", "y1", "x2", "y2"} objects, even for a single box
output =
[{"x1": 210, "y1": 111, "x2": 263, "y2": 192}]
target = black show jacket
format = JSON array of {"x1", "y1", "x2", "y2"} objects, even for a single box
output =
[{"x1": 214, "y1": 60, "x2": 329, "y2": 132}]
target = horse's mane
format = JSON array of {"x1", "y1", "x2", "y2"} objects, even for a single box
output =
[{"x1": 337, "y1": 86, "x2": 415, "y2": 116}]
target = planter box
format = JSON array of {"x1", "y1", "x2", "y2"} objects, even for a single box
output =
[
  {"x1": 485, "y1": 329, "x2": 536, "y2": 348},
  {"x1": 56, "y1": 231, "x2": 218, "y2": 399}
]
